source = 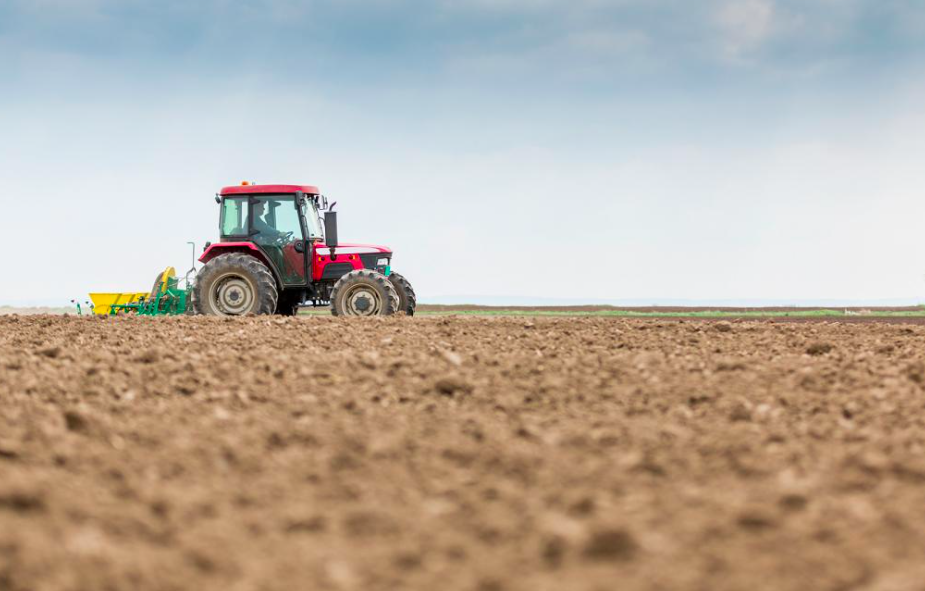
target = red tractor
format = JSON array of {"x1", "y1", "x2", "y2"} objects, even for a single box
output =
[{"x1": 192, "y1": 183, "x2": 416, "y2": 317}]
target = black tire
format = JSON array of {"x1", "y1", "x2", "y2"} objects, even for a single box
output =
[
  {"x1": 330, "y1": 270, "x2": 399, "y2": 317},
  {"x1": 192, "y1": 253, "x2": 278, "y2": 316},
  {"x1": 276, "y1": 293, "x2": 302, "y2": 317},
  {"x1": 387, "y1": 272, "x2": 416, "y2": 316}
]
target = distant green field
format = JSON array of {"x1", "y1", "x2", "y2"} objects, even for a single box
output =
[
  {"x1": 414, "y1": 310, "x2": 925, "y2": 318},
  {"x1": 300, "y1": 307, "x2": 925, "y2": 318},
  {"x1": 423, "y1": 310, "x2": 925, "y2": 317}
]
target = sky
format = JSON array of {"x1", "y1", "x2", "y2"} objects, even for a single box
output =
[{"x1": 2, "y1": 0, "x2": 925, "y2": 306}]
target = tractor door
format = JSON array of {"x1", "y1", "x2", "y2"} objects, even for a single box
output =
[{"x1": 250, "y1": 196, "x2": 308, "y2": 286}]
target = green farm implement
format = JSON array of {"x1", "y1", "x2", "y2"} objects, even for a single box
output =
[{"x1": 89, "y1": 267, "x2": 190, "y2": 316}]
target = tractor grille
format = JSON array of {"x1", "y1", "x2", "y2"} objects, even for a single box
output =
[
  {"x1": 320, "y1": 263, "x2": 354, "y2": 280},
  {"x1": 359, "y1": 254, "x2": 381, "y2": 270}
]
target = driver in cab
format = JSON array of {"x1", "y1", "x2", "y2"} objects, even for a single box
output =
[{"x1": 252, "y1": 202, "x2": 281, "y2": 237}]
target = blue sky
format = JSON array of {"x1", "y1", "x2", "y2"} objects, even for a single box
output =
[{"x1": 2, "y1": 0, "x2": 925, "y2": 305}]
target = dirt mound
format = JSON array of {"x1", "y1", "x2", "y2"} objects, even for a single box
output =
[{"x1": 2, "y1": 315, "x2": 925, "y2": 590}]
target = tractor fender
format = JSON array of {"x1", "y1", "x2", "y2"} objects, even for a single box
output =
[
  {"x1": 199, "y1": 243, "x2": 276, "y2": 279},
  {"x1": 199, "y1": 242, "x2": 262, "y2": 263}
]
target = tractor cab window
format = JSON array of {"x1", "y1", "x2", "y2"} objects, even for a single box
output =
[
  {"x1": 220, "y1": 197, "x2": 249, "y2": 236},
  {"x1": 252, "y1": 197, "x2": 302, "y2": 238},
  {"x1": 300, "y1": 196, "x2": 323, "y2": 239},
  {"x1": 252, "y1": 196, "x2": 306, "y2": 285}
]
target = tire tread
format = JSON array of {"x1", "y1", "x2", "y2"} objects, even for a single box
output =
[
  {"x1": 330, "y1": 269, "x2": 399, "y2": 316},
  {"x1": 387, "y1": 272, "x2": 416, "y2": 316},
  {"x1": 192, "y1": 253, "x2": 278, "y2": 316}
]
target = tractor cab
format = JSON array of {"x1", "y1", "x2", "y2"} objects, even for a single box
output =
[
  {"x1": 220, "y1": 188, "x2": 324, "y2": 242},
  {"x1": 217, "y1": 187, "x2": 325, "y2": 287}
]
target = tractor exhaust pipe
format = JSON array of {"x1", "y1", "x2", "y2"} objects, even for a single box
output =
[{"x1": 325, "y1": 211, "x2": 338, "y2": 260}]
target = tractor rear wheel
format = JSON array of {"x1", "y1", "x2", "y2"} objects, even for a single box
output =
[
  {"x1": 192, "y1": 253, "x2": 278, "y2": 316},
  {"x1": 330, "y1": 270, "x2": 399, "y2": 316},
  {"x1": 387, "y1": 272, "x2": 416, "y2": 316}
]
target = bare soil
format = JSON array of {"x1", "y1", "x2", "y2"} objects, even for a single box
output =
[
  {"x1": 2, "y1": 315, "x2": 925, "y2": 590},
  {"x1": 0, "y1": 307, "x2": 74, "y2": 316}
]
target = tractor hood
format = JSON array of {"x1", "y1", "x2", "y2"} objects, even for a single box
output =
[
  {"x1": 311, "y1": 242, "x2": 394, "y2": 283},
  {"x1": 200, "y1": 241, "x2": 392, "y2": 265},
  {"x1": 313, "y1": 242, "x2": 392, "y2": 256}
]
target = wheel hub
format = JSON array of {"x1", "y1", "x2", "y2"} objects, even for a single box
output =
[
  {"x1": 213, "y1": 276, "x2": 254, "y2": 315},
  {"x1": 344, "y1": 285, "x2": 382, "y2": 316}
]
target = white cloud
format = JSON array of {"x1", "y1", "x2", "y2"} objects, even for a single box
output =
[{"x1": 715, "y1": 0, "x2": 777, "y2": 61}]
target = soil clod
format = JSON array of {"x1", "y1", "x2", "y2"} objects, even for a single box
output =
[
  {"x1": 433, "y1": 376, "x2": 474, "y2": 397},
  {"x1": 582, "y1": 528, "x2": 638, "y2": 562},
  {"x1": 806, "y1": 341, "x2": 834, "y2": 356}
]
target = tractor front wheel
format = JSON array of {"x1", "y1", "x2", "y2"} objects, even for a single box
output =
[
  {"x1": 192, "y1": 253, "x2": 278, "y2": 316},
  {"x1": 387, "y1": 272, "x2": 416, "y2": 316},
  {"x1": 330, "y1": 270, "x2": 399, "y2": 316}
]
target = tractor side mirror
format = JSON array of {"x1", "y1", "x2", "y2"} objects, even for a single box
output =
[{"x1": 324, "y1": 211, "x2": 338, "y2": 248}]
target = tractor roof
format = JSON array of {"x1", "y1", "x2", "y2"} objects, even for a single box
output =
[{"x1": 220, "y1": 184, "x2": 321, "y2": 196}]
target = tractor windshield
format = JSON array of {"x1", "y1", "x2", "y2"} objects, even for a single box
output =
[{"x1": 301, "y1": 197, "x2": 323, "y2": 239}]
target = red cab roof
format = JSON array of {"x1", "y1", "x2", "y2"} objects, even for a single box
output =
[{"x1": 220, "y1": 184, "x2": 321, "y2": 196}]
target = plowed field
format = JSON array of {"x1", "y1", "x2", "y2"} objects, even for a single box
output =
[{"x1": 2, "y1": 315, "x2": 925, "y2": 590}]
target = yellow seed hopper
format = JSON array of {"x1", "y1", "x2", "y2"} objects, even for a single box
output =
[
  {"x1": 88, "y1": 292, "x2": 150, "y2": 315},
  {"x1": 88, "y1": 267, "x2": 183, "y2": 316}
]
